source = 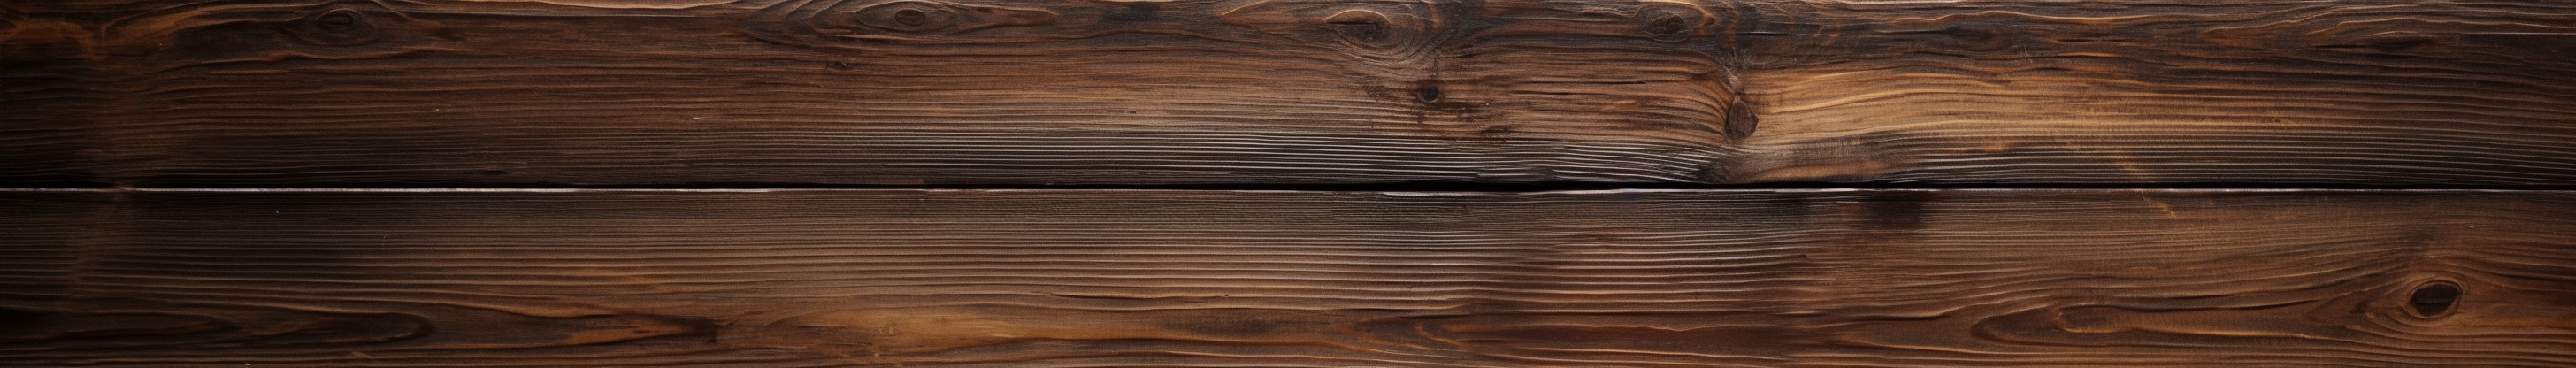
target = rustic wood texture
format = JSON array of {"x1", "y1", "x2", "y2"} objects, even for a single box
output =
[
  {"x1": 6, "y1": 1, "x2": 2575, "y2": 187},
  {"x1": 4, "y1": 188, "x2": 2572, "y2": 366}
]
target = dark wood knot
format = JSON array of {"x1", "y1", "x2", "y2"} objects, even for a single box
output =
[
  {"x1": 855, "y1": 2, "x2": 958, "y2": 32},
  {"x1": 288, "y1": 8, "x2": 380, "y2": 46},
  {"x1": 2405, "y1": 280, "x2": 2461, "y2": 318},
  {"x1": 1635, "y1": 4, "x2": 1710, "y2": 42},
  {"x1": 1325, "y1": 10, "x2": 1393, "y2": 45},
  {"x1": 1218, "y1": 1, "x2": 1438, "y2": 59}
]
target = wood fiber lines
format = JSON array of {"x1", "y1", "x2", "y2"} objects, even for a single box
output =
[
  {"x1": 5, "y1": 1, "x2": 2573, "y2": 186},
  {"x1": 3, "y1": 189, "x2": 2572, "y2": 366},
  {"x1": 7, "y1": 1, "x2": 2575, "y2": 366}
]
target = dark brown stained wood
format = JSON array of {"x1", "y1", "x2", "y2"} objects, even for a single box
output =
[
  {"x1": 5, "y1": 1, "x2": 2576, "y2": 187},
  {"x1": 4, "y1": 188, "x2": 2572, "y2": 366},
  {"x1": 0, "y1": 191, "x2": 94, "y2": 303}
]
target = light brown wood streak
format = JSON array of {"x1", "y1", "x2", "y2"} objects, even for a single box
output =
[
  {"x1": 4, "y1": 1, "x2": 2572, "y2": 186},
  {"x1": 2, "y1": 189, "x2": 2572, "y2": 366}
]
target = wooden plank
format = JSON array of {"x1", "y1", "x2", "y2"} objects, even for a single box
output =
[
  {"x1": 0, "y1": 191, "x2": 95, "y2": 303},
  {"x1": 5, "y1": 1, "x2": 2574, "y2": 187},
  {"x1": 4, "y1": 188, "x2": 2572, "y2": 366},
  {"x1": 1729, "y1": 0, "x2": 2576, "y2": 184}
]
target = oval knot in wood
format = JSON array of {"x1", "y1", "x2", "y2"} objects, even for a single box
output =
[
  {"x1": 1636, "y1": 3, "x2": 1714, "y2": 42},
  {"x1": 2406, "y1": 280, "x2": 2462, "y2": 318},
  {"x1": 1326, "y1": 10, "x2": 1395, "y2": 45},
  {"x1": 287, "y1": 8, "x2": 380, "y2": 46},
  {"x1": 1219, "y1": 1, "x2": 1442, "y2": 60}
]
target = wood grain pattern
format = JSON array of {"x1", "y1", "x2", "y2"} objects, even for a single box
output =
[
  {"x1": 5, "y1": 1, "x2": 2574, "y2": 187},
  {"x1": 1728, "y1": 0, "x2": 2576, "y2": 184},
  {"x1": 4, "y1": 188, "x2": 2572, "y2": 366}
]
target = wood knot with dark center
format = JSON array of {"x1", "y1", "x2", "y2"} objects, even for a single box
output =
[
  {"x1": 2406, "y1": 280, "x2": 2461, "y2": 318},
  {"x1": 315, "y1": 12, "x2": 360, "y2": 33},
  {"x1": 855, "y1": 2, "x2": 960, "y2": 32},
  {"x1": 1646, "y1": 14, "x2": 1687, "y2": 35},
  {"x1": 1635, "y1": 4, "x2": 1710, "y2": 42},
  {"x1": 1215, "y1": 2, "x2": 1439, "y2": 61},
  {"x1": 892, "y1": 8, "x2": 932, "y2": 27},
  {"x1": 1325, "y1": 10, "x2": 1394, "y2": 45},
  {"x1": 288, "y1": 8, "x2": 380, "y2": 46}
]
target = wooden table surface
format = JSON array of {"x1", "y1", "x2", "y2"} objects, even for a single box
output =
[{"x1": 4, "y1": 0, "x2": 2573, "y2": 366}]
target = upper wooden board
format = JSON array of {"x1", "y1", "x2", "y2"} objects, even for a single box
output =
[
  {"x1": 6, "y1": 0, "x2": 2574, "y2": 186},
  {"x1": 4, "y1": 188, "x2": 2573, "y2": 365}
]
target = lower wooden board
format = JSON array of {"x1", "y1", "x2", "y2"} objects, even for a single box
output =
[{"x1": 4, "y1": 188, "x2": 2573, "y2": 366}]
